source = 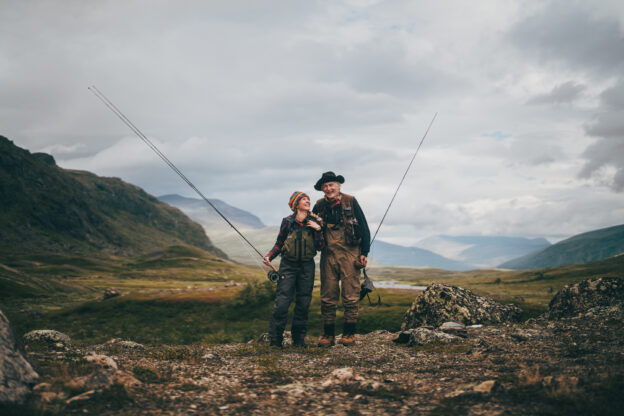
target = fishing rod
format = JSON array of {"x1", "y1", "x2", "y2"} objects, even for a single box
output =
[
  {"x1": 360, "y1": 112, "x2": 437, "y2": 303},
  {"x1": 370, "y1": 112, "x2": 437, "y2": 247},
  {"x1": 88, "y1": 86, "x2": 282, "y2": 282}
]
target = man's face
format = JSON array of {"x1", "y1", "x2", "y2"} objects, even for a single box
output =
[{"x1": 321, "y1": 181, "x2": 341, "y2": 199}]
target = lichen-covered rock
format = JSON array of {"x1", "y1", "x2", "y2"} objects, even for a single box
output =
[
  {"x1": 105, "y1": 338, "x2": 144, "y2": 349},
  {"x1": 401, "y1": 283, "x2": 522, "y2": 329},
  {"x1": 103, "y1": 288, "x2": 121, "y2": 299},
  {"x1": 23, "y1": 329, "x2": 71, "y2": 350},
  {"x1": 545, "y1": 277, "x2": 624, "y2": 320},
  {"x1": 0, "y1": 310, "x2": 39, "y2": 403},
  {"x1": 407, "y1": 327, "x2": 461, "y2": 346}
]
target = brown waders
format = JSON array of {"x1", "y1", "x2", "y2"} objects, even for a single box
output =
[{"x1": 319, "y1": 223, "x2": 360, "y2": 346}]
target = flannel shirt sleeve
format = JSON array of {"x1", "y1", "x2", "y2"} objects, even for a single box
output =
[
  {"x1": 266, "y1": 218, "x2": 289, "y2": 261},
  {"x1": 314, "y1": 228, "x2": 325, "y2": 251}
]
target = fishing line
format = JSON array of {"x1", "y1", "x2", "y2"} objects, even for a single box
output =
[
  {"x1": 88, "y1": 86, "x2": 271, "y2": 273},
  {"x1": 369, "y1": 112, "x2": 437, "y2": 247}
]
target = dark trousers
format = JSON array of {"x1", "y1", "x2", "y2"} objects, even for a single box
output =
[{"x1": 268, "y1": 258, "x2": 315, "y2": 342}]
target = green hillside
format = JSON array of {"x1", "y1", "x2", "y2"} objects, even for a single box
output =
[
  {"x1": 0, "y1": 135, "x2": 226, "y2": 258},
  {"x1": 499, "y1": 224, "x2": 624, "y2": 270}
]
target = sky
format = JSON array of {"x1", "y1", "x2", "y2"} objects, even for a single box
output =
[{"x1": 2, "y1": 0, "x2": 623, "y2": 246}]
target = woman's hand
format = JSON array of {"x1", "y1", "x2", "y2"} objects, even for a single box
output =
[
  {"x1": 263, "y1": 256, "x2": 272, "y2": 266},
  {"x1": 307, "y1": 220, "x2": 321, "y2": 231}
]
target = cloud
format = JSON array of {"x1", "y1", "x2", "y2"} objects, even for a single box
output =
[
  {"x1": 527, "y1": 81, "x2": 586, "y2": 105},
  {"x1": 580, "y1": 80, "x2": 624, "y2": 191}
]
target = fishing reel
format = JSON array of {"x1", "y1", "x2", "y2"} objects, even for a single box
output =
[{"x1": 267, "y1": 270, "x2": 282, "y2": 283}]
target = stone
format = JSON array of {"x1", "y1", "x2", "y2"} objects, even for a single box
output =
[
  {"x1": 256, "y1": 331, "x2": 293, "y2": 346},
  {"x1": 0, "y1": 310, "x2": 39, "y2": 403},
  {"x1": 401, "y1": 283, "x2": 522, "y2": 329},
  {"x1": 407, "y1": 327, "x2": 461, "y2": 346},
  {"x1": 105, "y1": 338, "x2": 144, "y2": 349},
  {"x1": 321, "y1": 367, "x2": 364, "y2": 388},
  {"x1": 439, "y1": 321, "x2": 467, "y2": 338},
  {"x1": 103, "y1": 288, "x2": 121, "y2": 299},
  {"x1": 114, "y1": 370, "x2": 142, "y2": 389},
  {"x1": 545, "y1": 277, "x2": 624, "y2": 320},
  {"x1": 473, "y1": 380, "x2": 499, "y2": 394},
  {"x1": 23, "y1": 329, "x2": 71, "y2": 350},
  {"x1": 70, "y1": 354, "x2": 119, "y2": 392}
]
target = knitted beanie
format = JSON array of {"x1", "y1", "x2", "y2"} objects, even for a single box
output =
[{"x1": 288, "y1": 191, "x2": 309, "y2": 212}]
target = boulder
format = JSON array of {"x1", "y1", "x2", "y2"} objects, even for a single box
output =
[
  {"x1": 23, "y1": 329, "x2": 71, "y2": 350},
  {"x1": 439, "y1": 321, "x2": 467, "y2": 338},
  {"x1": 0, "y1": 310, "x2": 39, "y2": 403},
  {"x1": 545, "y1": 277, "x2": 624, "y2": 320},
  {"x1": 103, "y1": 288, "x2": 121, "y2": 299},
  {"x1": 70, "y1": 354, "x2": 119, "y2": 392},
  {"x1": 401, "y1": 283, "x2": 521, "y2": 329}
]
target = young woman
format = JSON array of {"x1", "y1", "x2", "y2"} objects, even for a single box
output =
[{"x1": 263, "y1": 191, "x2": 324, "y2": 347}]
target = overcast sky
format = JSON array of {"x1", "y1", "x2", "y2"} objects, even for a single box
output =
[{"x1": 2, "y1": 0, "x2": 623, "y2": 245}]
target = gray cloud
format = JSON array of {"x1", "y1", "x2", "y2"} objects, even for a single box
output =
[
  {"x1": 580, "y1": 80, "x2": 624, "y2": 191},
  {"x1": 527, "y1": 81, "x2": 586, "y2": 105},
  {"x1": 508, "y1": 1, "x2": 624, "y2": 74}
]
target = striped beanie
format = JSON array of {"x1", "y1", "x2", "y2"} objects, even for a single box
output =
[{"x1": 288, "y1": 191, "x2": 308, "y2": 212}]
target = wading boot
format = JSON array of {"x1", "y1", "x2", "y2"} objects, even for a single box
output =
[
  {"x1": 317, "y1": 323, "x2": 335, "y2": 347},
  {"x1": 338, "y1": 322, "x2": 356, "y2": 346},
  {"x1": 292, "y1": 326, "x2": 308, "y2": 348},
  {"x1": 269, "y1": 337, "x2": 283, "y2": 349}
]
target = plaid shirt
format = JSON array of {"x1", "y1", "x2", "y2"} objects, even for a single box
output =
[{"x1": 266, "y1": 214, "x2": 325, "y2": 261}]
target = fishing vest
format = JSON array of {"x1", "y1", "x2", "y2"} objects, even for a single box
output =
[
  {"x1": 281, "y1": 216, "x2": 317, "y2": 262},
  {"x1": 314, "y1": 193, "x2": 361, "y2": 247}
]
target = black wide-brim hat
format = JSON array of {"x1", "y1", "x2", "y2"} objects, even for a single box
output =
[{"x1": 314, "y1": 171, "x2": 345, "y2": 191}]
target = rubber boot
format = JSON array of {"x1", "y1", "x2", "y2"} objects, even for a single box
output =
[
  {"x1": 338, "y1": 322, "x2": 356, "y2": 346},
  {"x1": 317, "y1": 323, "x2": 335, "y2": 347},
  {"x1": 292, "y1": 326, "x2": 307, "y2": 348}
]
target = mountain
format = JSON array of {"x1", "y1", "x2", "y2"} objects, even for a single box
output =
[
  {"x1": 369, "y1": 240, "x2": 473, "y2": 270},
  {"x1": 415, "y1": 235, "x2": 551, "y2": 268},
  {"x1": 158, "y1": 194, "x2": 265, "y2": 229},
  {"x1": 0, "y1": 135, "x2": 226, "y2": 258},
  {"x1": 499, "y1": 224, "x2": 624, "y2": 270}
]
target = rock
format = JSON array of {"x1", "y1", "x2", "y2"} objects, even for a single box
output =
[
  {"x1": 105, "y1": 338, "x2": 144, "y2": 349},
  {"x1": 321, "y1": 367, "x2": 364, "y2": 388},
  {"x1": 23, "y1": 329, "x2": 71, "y2": 350},
  {"x1": 545, "y1": 277, "x2": 624, "y2": 320},
  {"x1": 256, "y1": 331, "x2": 293, "y2": 346},
  {"x1": 0, "y1": 310, "x2": 39, "y2": 403},
  {"x1": 407, "y1": 327, "x2": 462, "y2": 346},
  {"x1": 473, "y1": 380, "x2": 499, "y2": 394},
  {"x1": 439, "y1": 321, "x2": 467, "y2": 338},
  {"x1": 202, "y1": 352, "x2": 222, "y2": 361},
  {"x1": 401, "y1": 283, "x2": 522, "y2": 329},
  {"x1": 114, "y1": 370, "x2": 142, "y2": 389},
  {"x1": 70, "y1": 354, "x2": 119, "y2": 392},
  {"x1": 103, "y1": 288, "x2": 121, "y2": 299}
]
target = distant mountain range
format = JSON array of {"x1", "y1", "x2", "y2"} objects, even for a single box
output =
[
  {"x1": 368, "y1": 240, "x2": 473, "y2": 270},
  {"x1": 158, "y1": 194, "x2": 265, "y2": 229},
  {"x1": 0, "y1": 136, "x2": 226, "y2": 258},
  {"x1": 499, "y1": 224, "x2": 624, "y2": 270},
  {"x1": 414, "y1": 235, "x2": 551, "y2": 269}
]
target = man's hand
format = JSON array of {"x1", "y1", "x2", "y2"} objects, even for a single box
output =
[
  {"x1": 359, "y1": 255, "x2": 368, "y2": 267},
  {"x1": 263, "y1": 256, "x2": 272, "y2": 266}
]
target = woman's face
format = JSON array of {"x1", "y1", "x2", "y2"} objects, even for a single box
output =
[{"x1": 297, "y1": 196, "x2": 311, "y2": 211}]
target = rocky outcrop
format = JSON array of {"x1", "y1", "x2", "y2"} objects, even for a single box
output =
[
  {"x1": 401, "y1": 283, "x2": 522, "y2": 329},
  {"x1": 545, "y1": 277, "x2": 624, "y2": 320},
  {"x1": 406, "y1": 328, "x2": 462, "y2": 346},
  {"x1": 0, "y1": 310, "x2": 39, "y2": 403},
  {"x1": 23, "y1": 329, "x2": 71, "y2": 350}
]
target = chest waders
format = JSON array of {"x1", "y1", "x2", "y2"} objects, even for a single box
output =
[
  {"x1": 268, "y1": 219, "x2": 318, "y2": 347},
  {"x1": 317, "y1": 195, "x2": 363, "y2": 328}
]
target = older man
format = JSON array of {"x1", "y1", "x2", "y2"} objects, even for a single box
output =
[{"x1": 312, "y1": 171, "x2": 370, "y2": 346}]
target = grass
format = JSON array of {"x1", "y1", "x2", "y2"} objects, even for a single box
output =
[{"x1": 3, "y1": 245, "x2": 622, "y2": 346}]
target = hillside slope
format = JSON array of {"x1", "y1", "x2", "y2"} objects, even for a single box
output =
[
  {"x1": 0, "y1": 135, "x2": 226, "y2": 258},
  {"x1": 369, "y1": 240, "x2": 473, "y2": 270},
  {"x1": 499, "y1": 223, "x2": 624, "y2": 270}
]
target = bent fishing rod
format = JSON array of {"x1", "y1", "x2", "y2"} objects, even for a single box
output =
[
  {"x1": 364, "y1": 112, "x2": 437, "y2": 274},
  {"x1": 88, "y1": 86, "x2": 282, "y2": 282}
]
